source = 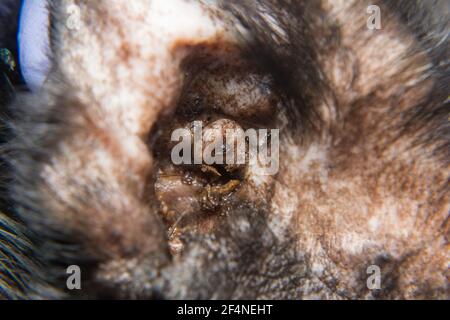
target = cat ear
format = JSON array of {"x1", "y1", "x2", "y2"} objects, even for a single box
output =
[{"x1": 18, "y1": 0, "x2": 51, "y2": 92}]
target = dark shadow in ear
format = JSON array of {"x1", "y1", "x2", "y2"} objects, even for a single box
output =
[
  {"x1": 220, "y1": 0, "x2": 332, "y2": 136},
  {"x1": 380, "y1": 0, "x2": 449, "y2": 164}
]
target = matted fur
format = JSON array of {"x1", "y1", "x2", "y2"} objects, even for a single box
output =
[{"x1": 0, "y1": 0, "x2": 448, "y2": 299}]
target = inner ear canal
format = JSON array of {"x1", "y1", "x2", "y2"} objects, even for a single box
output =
[{"x1": 148, "y1": 51, "x2": 281, "y2": 255}]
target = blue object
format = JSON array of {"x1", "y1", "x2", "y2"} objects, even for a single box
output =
[{"x1": 18, "y1": 0, "x2": 51, "y2": 92}]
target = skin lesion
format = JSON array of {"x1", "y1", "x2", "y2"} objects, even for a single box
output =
[{"x1": 152, "y1": 54, "x2": 284, "y2": 255}]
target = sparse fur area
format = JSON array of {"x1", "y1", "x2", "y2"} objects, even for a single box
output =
[{"x1": 0, "y1": 0, "x2": 448, "y2": 299}]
